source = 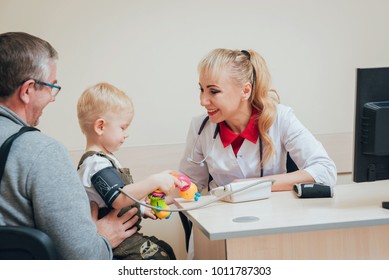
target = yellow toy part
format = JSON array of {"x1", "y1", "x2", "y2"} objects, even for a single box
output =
[
  {"x1": 155, "y1": 204, "x2": 171, "y2": 219},
  {"x1": 180, "y1": 182, "x2": 201, "y2": 201}
]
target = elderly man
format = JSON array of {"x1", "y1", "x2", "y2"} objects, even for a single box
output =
[{"x1": 0, "y1": 32, "x2": 138, "y2": 259}]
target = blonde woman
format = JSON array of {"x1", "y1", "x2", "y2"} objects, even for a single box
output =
[
  {"x1": 178, "y1": 49, "x2": 337, "y2": 257},
  {"x1": 179, "y1": 48, "x2": 337, "y2": 193}
]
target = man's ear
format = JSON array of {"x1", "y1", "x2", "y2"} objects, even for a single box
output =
[
  {"x1": 94, "y1": 119, "x2": 105, "y2": 135},
  {"x1": 19, "y1": 80, "x2": 35, "y2": 104}
]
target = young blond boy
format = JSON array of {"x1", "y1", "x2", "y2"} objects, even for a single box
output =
[{"x1": 77, "y1": 82, "x2": 179, "y2": 259}]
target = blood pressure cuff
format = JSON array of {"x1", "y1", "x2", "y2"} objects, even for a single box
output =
[{"x1": 91, "y1": 166, "x2": 125, "y2": 208}]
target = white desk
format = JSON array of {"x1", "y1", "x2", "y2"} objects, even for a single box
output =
[{"x1": 175, "y1": 181, "x2": 389, "y2": 259}]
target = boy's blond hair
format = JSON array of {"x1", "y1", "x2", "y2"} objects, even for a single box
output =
[{"x1": 77, "y1": 82, "x2": 134, "y2": 135}]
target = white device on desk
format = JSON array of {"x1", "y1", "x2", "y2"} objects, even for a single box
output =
[
  {"x1": 210, "y1": 180, "x2": 273, "y2": 203},
  {"x1": 119, "y1": 179, "x2": 275, "y2": 212}
]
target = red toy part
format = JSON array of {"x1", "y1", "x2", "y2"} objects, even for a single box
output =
[
  {"x1": 171, "y1": 172, "x2": 201, "y2": 201},
  {"x1": 180, "y1": 182, "x2": 199, "y2": 200},
  {"x1": 171, "y1": 172, "x2": 191, "y2": 191}
]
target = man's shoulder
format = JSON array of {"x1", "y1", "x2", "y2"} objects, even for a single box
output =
[
  {"x1": 10, "y1": 128, "x2": 68, "y2": 160},
  {"x1": 0, "y1": 108, "x2": 64, "y2": 151}
]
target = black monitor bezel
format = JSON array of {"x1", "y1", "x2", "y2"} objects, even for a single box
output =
[{"x1": 353, "y1": 67, "x2": 389, "y2": 182}]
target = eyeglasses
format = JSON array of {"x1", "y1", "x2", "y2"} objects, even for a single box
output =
[{"x1": 34, "y1": 80, "x2": 62, "y2": 97}]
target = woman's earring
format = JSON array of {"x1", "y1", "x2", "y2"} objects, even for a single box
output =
[{"x1": 242, "y1": 92, "x2": 250, "y2": 101}]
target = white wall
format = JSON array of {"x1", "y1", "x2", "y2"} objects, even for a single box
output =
[{"x1": 1, "y1": 0, "x2": 389, "y2": 150}]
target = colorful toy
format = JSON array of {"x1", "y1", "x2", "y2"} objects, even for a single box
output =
[
  {"x1": 171, "y1": 172, "x2": 201, "y2": 202},
  {"x1": 148, "y1": 172, "x2": 201, "y2": 219},
  {"x1": 148, "y1": 190, "x2": 172, "y2": 219}
]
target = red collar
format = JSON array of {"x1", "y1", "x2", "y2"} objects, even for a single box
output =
[{"x1": 219, "y1": 108, "x2": 259, "y2": 148}]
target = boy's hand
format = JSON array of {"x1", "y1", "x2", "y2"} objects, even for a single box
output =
[
  {"x1": 150, "y1": 171, "x2": 182, "y2": 194},
  {"x1": 143, "y1": 198, "x2": 157, "y2": 219},
  {"x1": 143, "y1": 206, "x2": 157, "y2": 220}
]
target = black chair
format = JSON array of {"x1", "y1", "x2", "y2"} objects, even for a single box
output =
[
  {"x1": 179, "y1": 212, "x2": 193, "y2": 252},
  {"x1": 0, "y1": 226, "x2": 58, "y2": 260},
  {"x1": 286, "y1": 152, "x2": 299, "y2": 173}
]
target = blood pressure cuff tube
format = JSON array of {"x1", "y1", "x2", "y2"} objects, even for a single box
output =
[
  {"x1": 91, "y1": 166, "x2": 125, "y2": 208},
  {"x1": 293, "y1": 183, "x2": 333, "y2": 198}
]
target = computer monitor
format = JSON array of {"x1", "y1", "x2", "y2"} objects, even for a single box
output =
[{"x1": 353, "y1": 67, "x2": 389, "y2": 183}]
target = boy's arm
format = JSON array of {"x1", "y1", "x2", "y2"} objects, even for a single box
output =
[
  {"x1": 91, "y1": 167, "x2": 180, "y2": 209},
  {"x1": 112, "y1": 173, "x2": 181, "y2": 209}
]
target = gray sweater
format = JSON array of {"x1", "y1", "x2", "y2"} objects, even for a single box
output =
[{"x1": 0, "y1": 106, "x2": 112, "y2": 259}]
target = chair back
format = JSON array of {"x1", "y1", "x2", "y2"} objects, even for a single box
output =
[
  {"x1": 286, "y1": 153, "x2": 299, "y2": 173},
  {"x1": 0, "y1": 226, "x2": 57, "y2": 260}
]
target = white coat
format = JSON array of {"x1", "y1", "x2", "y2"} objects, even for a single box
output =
[{"x1": 179, "y1": 104, "x2": 337, "y2": 192}]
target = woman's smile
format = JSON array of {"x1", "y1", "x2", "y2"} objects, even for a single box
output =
[{"x1": 207, "y1": 109, "x2": 219, "y2": 116}]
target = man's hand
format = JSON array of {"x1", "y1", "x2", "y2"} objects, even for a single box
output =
[{"x1": 91, "y1": 202, "x2": 139, "y2": 248}]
